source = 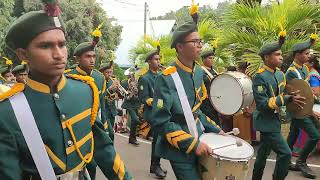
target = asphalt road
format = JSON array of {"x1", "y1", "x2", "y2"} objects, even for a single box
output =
[{"x1": 95, "y1": 133, "x2": 320, "y2": 180}]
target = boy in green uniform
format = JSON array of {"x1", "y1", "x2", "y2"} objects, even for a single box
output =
[
  {"x1": 99, "y1": 61, "x2": 119, "y2": 129},
  {"x1": 121, "y1": 72, "x2": 140, "y2": 146},
  {"x1": 285, "y1": 37, "x2": 319, "y2": 179},
  {"x1": 251, "y1": 35, "x2": 305, "y2": 180},
  {"x1": 0, "y1": 2, "x2": 132, "y2": 179},
  {"x1": 12, "y1": 63, "x2": 28, "y2": 84},
  {"x1": 138, "y1": 48, "x2": 167, "y2": 178},
  {"x1": 200, "y1": 49, "x2": 220, "y2": 126},
  {"x1": 150, "y1": 21, "x2": 223, "y2": 180},
  {"x1": 69, "y1": 41, "x2": 114, "y2": 141}
]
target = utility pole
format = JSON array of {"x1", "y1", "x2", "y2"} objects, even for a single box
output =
[{"x1": 144, "y1": 2, "x2": 147, "y2": 47}]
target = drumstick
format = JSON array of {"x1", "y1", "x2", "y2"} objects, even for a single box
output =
[
  {"x1": 211, "y1": 139, "x2": 243, "y2": 151},
  {"x1": 225, "y1": 128, "x2": 240, "y2": 135}
]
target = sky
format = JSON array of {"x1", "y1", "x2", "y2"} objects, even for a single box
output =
[{"x1": 97, "y1": 0, "x2": 268, "y2": 65}]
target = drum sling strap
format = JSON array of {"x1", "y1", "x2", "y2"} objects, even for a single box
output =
[
  {"x1": 9, "y1": 92, "x2": 56, "y2": 180},
  {"x1": 200, "y1": 66, "x2": 215, "y2": 80},
  {"x1": 294, "y1": 68, "x2": 303, "y2": 80},
  {"x1": 171, "y1": 71, "x2": 204, "y2": 139}
]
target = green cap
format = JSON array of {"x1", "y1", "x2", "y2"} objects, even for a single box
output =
[
  {"x1": 5, "y1": 10, "x2": 65, "y2": 50},
  {"x1": 0, "y1": 66, "x2": 11, "y2": 76},
  {"x1": 99, "y1": 61, "x2": 113, "y2": 71},
  {"x1": 171, "y1": 21, "x2": 197, "y2": 49},
  {"x1": 73, "y1": 42, "x2": 95, "y2": 56},
  {"x1": 291, "y1": 41, "x2": 311, "y2": 52},
  {"x1": 259, "y1": 41, "x2": 282, "y2": 57},
  {"x1": 145, "y1": 50, "x2": 159, "y2": 62},
  {"x1": 201, "y1": 50, "x2": 215, "y2": 59},
  {"x1": 12, "y1": 64, "x2": 28, "y2": 74}
]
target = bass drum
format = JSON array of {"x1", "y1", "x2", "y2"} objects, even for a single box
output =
[{"x1": 209, "y1": 72, "x2": 254, "y2": 115}]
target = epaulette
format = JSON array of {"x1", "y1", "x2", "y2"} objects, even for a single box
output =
[
  {"x1": 64, "y1": 69, "x2": 72, "y2": 74},
  {"x1": 287, "y1": 66, "x2": 296, "y2": 71},
  {"x1": 256, "y1": 68, "x2": 265, "y2": 74},
  {"x1": 163, "y1": 66, "x2": 177, "y2": 76},
  {"x1": 0, "y1": 83, "x2": 25, "y2": 101}
]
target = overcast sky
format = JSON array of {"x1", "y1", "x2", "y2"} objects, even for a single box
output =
[{"x1": 99, "y1": 0, "x2": 236, "y2": 22}]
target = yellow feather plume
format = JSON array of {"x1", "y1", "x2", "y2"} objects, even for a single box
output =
[
  {"x1": 189, "y1": 0, "x2": 199, "y2": 15},
  {"x1": 91, "y1": 23, "x2": 104, "y2": 38}
]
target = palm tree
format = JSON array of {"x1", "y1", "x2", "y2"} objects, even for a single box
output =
[{"x1": 216, "y1": 0, "x2": 320, "y2": 76}]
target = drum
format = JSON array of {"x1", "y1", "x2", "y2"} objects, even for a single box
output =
[
  {"x1": 199, "y1": 133, "x2": 254, "y2": 180},
  {"x1": 209, "y1": 72, "x2": 254, "y2": 115}
]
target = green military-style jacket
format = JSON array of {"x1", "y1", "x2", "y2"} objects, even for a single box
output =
[
  {"x1": 0, "y1": 75, "x2": 132, "y2": 179},
  {"x1": 105, "y1": 78, "x2": 118, "y2": 118},
  {"x1": 151, "y1": 60, "x2": 221, "y2": 163},
  {"x1": 286, "y1": 61, "x2": 309, "y2": 82},
  {"x1": 68, "y1": 66, "x2": 108, "y2": 128},
  {"x1": 138, "y1": 69, "x2": 159, "y2": 121},
  {"x1": 121, "y1": 80, "x2": 141, "y2": 110},
  {"x1": 252, "y1": 65, "x2": 290, "y2": 132}
]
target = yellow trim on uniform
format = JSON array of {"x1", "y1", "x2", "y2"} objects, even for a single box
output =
[
  {"x1": 172, "y1": 133, "x2": 192, "y2": 149},
  {"x1": 57, "y1": 76, "x2": 66, "y2": 92},
  {"x1": 113, "y1": 154, "x2": 125, "y2": 180},
  {"x1": 146, "y1": 98, "x2": 153, "y2": 106},
  {"x1": 64, "y1": 69, "x2": 72, "y2": 73},
  {"x1": 268, "y1": 97, "x2": 278, "y2": 109},
  {"x1": 163, "y1": 66, "x2": 177, "y2": 76},
  {"x1": 27, "y1": 76, "x2": 66, "y2": 93},
  {"x1": 68, "y1": 153, "x2": 91, "y2": 173},
  {"x1": 76, "y1": 66, "x2": 88, "y2": 75},
  {"x1": 45, "y1": 145, "x2": 66, "y2": 171},
  {"x1": 166, "y1": 130, "x2": 186, "y2": 145},
  {"x1": 0, "y1": 83, "x2": 24, "y2": 101},
  {"x1": 293, "y1": 61, "x2": 303, "y2": 69},
  {"x1": 66, "y1": 132, "x2": 93, "y2": 155},
  {"x1": 192, "y1": 82, "x2": 207, "y2": 112},
  {"x1": 66, "y1": 122, "x2": 94, "y2": 163},
  {"x1": 206, "y1": 116, "x2": 218, "y2": 126},
  {"x1": 186, "y1": 138, "x2": 197, "y2": 154},
  {"x1": 104, "y1": 121, "x2": 109, "y2": 130},
  {"x1": 61, "y1": 108, "x2": 92, "y2": 129},
  {"x1": 263, "y1": 65, "x2": 275, "y2": 73},
  {"x1": 257, "y1": 68, "x2": 265, "y2": 74},
  {"x1": 27, "y1": 78, "x2": 50, "y2": 93},
  {"x1": 279, "y1": 95, "x2": 284, "y2": 106},
  {"x1": 176, "y1": 59, "x2": 192, "y2": 73}
]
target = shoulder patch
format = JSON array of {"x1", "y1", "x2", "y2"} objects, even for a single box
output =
[
  {"x1": 257, "y1": 68, "x2": 265, "y2": 74},
  {"x1": 0, "y1": 83, "x2": 25, "y2": 101},
  {"x1": 287, "y1": 66, "x2": 296, "y2": 71},
  {"x1": 163, "y1": 66, "x2": 177, "y2": 76}
]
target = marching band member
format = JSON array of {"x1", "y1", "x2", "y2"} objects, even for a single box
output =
[
  {"x1": 68, "y1": 25, "x2": 114, "y2": 141},
  {"x1": 0, "y1": 57, "x2": 16, "y2": 85},
  {"x1": 99, "y1": 61, "x2": 119, "y2": 130},
  {"x1": 0, "y1": 1, "x2": 132, "y2": 179},
  {"x1": 200, "y1": 47, "x2": 220, "y2": 126},
  {"x1": 121, "y1": 69, "x2": 141, "y2": 146},
  {"x1": 150, "y1": 7, "x2": 223, "y2": 178},
  {"x1": 285, "y1": 36, "x2": 320, "y2": 179},
  {"x1": 251, "y1": 31, "x2": 305, "y2": 180},
  {"x1": 12, "y1": 62, "x2": 28, "y2": 84},
  {"x1": 138, "y1": 46, "x2": 167, "y2": 178}
]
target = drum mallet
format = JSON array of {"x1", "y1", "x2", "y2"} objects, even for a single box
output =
[
  {"x1": 225, "y1": 128, "x2": 240, "y2": 136},
  {"x1": 225, "y1": 128, "x2": 242, "y2": 147}
]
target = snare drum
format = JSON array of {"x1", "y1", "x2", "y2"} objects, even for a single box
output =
[
  {"x1": 209, "y1": 72, "x2": 254, "y2": 115},
  {"x1": 199, "y1": 133, "x2": 254, "y2": 180}
]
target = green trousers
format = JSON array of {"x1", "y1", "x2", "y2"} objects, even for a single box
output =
[
  {"x1": 170, "y1": 161, "x2": 201, "y2": 180},
  {"x1": 127, "y1": 109, "x2": 139, "y2": 140},
  {"x1": 287, "y1": 117, "x2": 320, "y2": 161},
  {"x1": 252, "y1": 132, "x2": 291, "y2": 180}
]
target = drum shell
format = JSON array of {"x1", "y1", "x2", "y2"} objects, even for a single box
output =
[{"x1": 209, "y1": 72, "x2": 254, "y2": 115}]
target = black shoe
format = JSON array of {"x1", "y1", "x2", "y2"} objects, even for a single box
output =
[
  {"x1": 288, "y1": 162, "x2": 300, "y2": 171},
  {"x1": 150, "y1": 165, "x2": 166, "y2": 179},
  {"x1": 129, "y1": 139, "x2": 139, "y2": 146},
  {"x1": 296, "y1": 160, "x2": 317, "y2": 179}
]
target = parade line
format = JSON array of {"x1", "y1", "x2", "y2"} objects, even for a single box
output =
[{"x1": 115, "y1": 133, "x2": 320, "y2": 168}]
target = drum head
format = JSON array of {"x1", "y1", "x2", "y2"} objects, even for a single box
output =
[
  {"x1": 210, "y1": 73, "x2": 243, "y2": 115},
  {"x1": 200, "y1": 133, "x2": 254, "y2": 161}
]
